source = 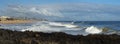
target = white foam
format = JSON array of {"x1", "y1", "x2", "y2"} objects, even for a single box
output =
[
  {"x1": 1, "y1": 21, "x2": 107, "y2": 35},
  {"x1": 85, "y1": 26, "x2": 102, "y2": 34},
  {"x1": 48, "y1": 22, "x2": 78, "y2": 28},
  {"x1": 21, "y1": 21, "x2": 104, "y2": 35},
  {"x1": 21, "y1": 25, "x2": 61, "y2": 32},
  {"x1": 21, "y1": 21, "x2": 80, "y2": 32}
]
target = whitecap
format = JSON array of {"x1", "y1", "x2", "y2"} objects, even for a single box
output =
[{"x1": 85, "y1": 26, "x2": 102, "y2": 34}]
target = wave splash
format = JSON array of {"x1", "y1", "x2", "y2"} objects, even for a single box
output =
[
  {"x1": 20, "y1": 21, "x2": 120, "y2": 35},
  {"x1": 1, "y1": 21, "x2": 119, "y2": 35},
  {"x1": 85, "y1": 26, "x2": 102, "y2": 34},
  {"x1": 21, "y1": 21, "x2": 80, "y2": 32}
]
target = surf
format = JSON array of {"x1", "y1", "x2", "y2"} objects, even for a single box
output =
[
  {"x1": 21, "y1": 21, "x2": 80, "y2": 32},
  {"x1": 48, "y1": 22, "x2": 78, "y2": 28},
  {"x1": 1, "y1": 21, "x2": 119, "y2": 35},
  {"x1": 85, "y1": 26, "x2": 102, "y2": 34}
]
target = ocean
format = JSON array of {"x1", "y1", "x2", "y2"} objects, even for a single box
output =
[{"x1": 1, "y1": 21, "x2": 120, "y2": 35}]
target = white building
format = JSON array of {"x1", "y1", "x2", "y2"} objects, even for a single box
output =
[{"x1": 0, "y1": 16, "x2": 11, "y2": 21}]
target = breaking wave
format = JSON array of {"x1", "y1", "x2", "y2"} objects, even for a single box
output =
[
  {"x1": 85, "y1": 26, "x2": 102, "y2": 34},
  {"x1": 20, "y1": 21, "x2": 119, "y2": 35},
  {"x1": 21, "y1": 21, "x2": 80, "y2": 32},
  {"x1": 0, "y1": 21, "x2": 119, "y2": 35}
]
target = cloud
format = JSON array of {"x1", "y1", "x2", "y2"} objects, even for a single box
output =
[
  {"x1": 0, "y1": 3, "x2": 120, "y2": 21},
  {"x1": 4, "y1": 5, "x2": 63, "y2": 17},
  {"x1": 29, "y1": 7, "x2": 63, "y2": 17}
]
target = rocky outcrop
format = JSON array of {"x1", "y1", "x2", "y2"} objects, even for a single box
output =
[{"x1": 0, "y1": 29, "x2": 120, "y2": 44}]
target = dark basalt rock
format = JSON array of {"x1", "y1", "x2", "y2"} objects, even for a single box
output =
[{"x1": 0, "y1": 28, "x2": 120, "y2": 44}]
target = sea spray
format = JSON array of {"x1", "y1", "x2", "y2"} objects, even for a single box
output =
[
  {"x1": 1, "y1": 21, "x2": 120, "y2": 35},
  {"x1": 85, "y1": 26, "x2": 102, "y2": 34},
  {"x1": 48, "y1": 22, "x2": 78, "y2": 28},
  {"x1": 21, "y1": 21, "x2": 80, "y2": 32},
  {"x1": 20, "y1": 21, "x2": 89, "y2": 35}
]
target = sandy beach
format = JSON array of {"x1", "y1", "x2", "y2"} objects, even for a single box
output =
[{"x1": 0, "y1": 20, "x2": 38, "y2": 24}]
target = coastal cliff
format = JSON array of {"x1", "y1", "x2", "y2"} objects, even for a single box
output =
[{"x1": 0, "y1": 29, "x2": 120, "y2": 44}]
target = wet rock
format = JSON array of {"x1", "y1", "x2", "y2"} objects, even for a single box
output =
[{"x1": 0, "y1": 28, "x2": 120, "y2": 44}]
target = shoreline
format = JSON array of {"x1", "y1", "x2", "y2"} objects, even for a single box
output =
[
  {"x1": 0, "y1": 29, "x2": 120, "y2": 44},
  {"x1": 0, "y1": 20, "x2": 38, "y2": 24}
]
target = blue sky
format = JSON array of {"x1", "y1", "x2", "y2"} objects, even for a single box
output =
[
  {"x1": 0, "y1": 0, "x2": 120, "y2": 21},
  {"x1": 0, "y1": 0, "x2": 120, "y2": 7}
]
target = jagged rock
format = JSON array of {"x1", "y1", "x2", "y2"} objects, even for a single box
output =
[{"x1": 0, "y1": 29, "x2": 120, "y2": 44}]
